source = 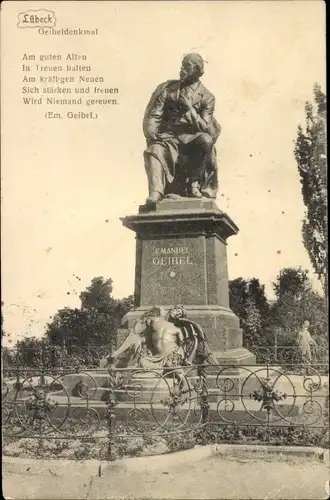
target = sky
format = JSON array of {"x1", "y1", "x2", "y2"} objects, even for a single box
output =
[{"x1": 1, "y1": 1, "x2": 326, "y2": 344}]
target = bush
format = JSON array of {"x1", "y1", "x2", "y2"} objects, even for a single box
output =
[
  {"x1": 4, "y1": 421, "x2": 327, "y2": 462},
  {"x1": 195, "y1": 424, "x2": 329, "y2": 448},
  {"x1": 2, "y1": 423, "x2": 196, "y2": 461}
]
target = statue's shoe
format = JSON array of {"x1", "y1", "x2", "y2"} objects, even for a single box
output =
[
  {"x1": 191, "y1": 187, "x2": 203, "y2": 198},
  {"x1": 201, "y1": 188, "x2": 214, "y2": 198},
  {"x1": 165, "y1": 193, "x2": 182, "y2": 200},
  {"x1": 146, "y1": 191, "x2": 163, "y2": 204}
]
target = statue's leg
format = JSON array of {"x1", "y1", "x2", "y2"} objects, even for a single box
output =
[
  {"x1": 200, "y1": 148, "x2": 218, "y2": 199},
  {"x1": 173, "y1": 153, "x2": 190, "y2": 197},
  {"x1": 173, "y1": 368, "x2": 189, "y2": 398},
  {"x1": 185, "y1": 134, "x2": 213, "y2": 198},
  {"x1": 144, "y1": 150, "x2": 165, "y2": 203}
]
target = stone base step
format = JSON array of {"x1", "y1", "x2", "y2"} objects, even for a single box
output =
[{"x1": 10, "y1": 393, "x2": 313, "y2": 427}]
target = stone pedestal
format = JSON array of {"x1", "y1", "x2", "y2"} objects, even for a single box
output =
[{"x1": 121, "y1": 198, "x2": 255, "y2": 365}]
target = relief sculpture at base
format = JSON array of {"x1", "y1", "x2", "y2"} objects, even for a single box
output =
[{"x1": 103, "y1": 305, "x2": 216, "y2": 372}]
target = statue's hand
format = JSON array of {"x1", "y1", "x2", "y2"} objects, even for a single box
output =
[
  {"x1": 133, "y1": 319, "x2": 147, "y2": 335},
  {"x1": 133, "y1": 338, "x2": 143, "y2": 353},
  {"x1": 148, "y1": 132, "x2": 159, "y2": 141},
  {"x1": 178, "y1": 94, "x2": 192, "y2": 111}
]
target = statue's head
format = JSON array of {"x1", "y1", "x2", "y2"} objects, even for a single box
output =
[
  {"x1": 303, "y1": 320, "x2": 310, "y2": 328},
  {"x1": 180, "y1": 53, "x2": 204, "y2": 83},
  {"x1": 168, "y1": 304, "x2": 187, "y2": 320},
  {"x1": 142, "y1": 306, "x2": 166, "y2": 325}
]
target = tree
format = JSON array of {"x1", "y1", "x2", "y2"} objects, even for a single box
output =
[
  {"x1": 2, "y1": 346, "x2": 14, "y2": 367},
  {"x1": 269, "y1": 267, "x2": 328, "y2": 348},
  {"x1": 229, "y1": 278, "x2": 270, "y2": 348},
  {"x1": 272, "y1": 267, "x2": 311, "y2": 302},
  {"x1": 14, "y1": 336, "x2": 45, "y2": 368},
  {"x1": 13, "y1": 336, "x2": 70, "y2": 369},
  {"x1": 1, "y1": 301, "x2": 5, "y2": 338},
  {"x1": 294, "y1": 84, "x2": 327, "y2": 295},
  {"x1": 270, "y1": 267, "x2": 310, "y2": 345},
  {"x1": 243, "y1": 299, "x2": 263, "y2": 347},
  {"x1": 80, "y1": 277, "x2": 115, "y2": 312},
  {"x1": 115, "y1": 294, "x2": 134, "y2": 318},
  {"x1": 298, "y1": 290, "x2": 328, "y2": 347},
  {"x1": 114, "y1": 294, "x2": 134, "y2": 327},
  {"x1": 45, "y1": 277, "x2": 134, "y2": 350},
  {"x1": 46, "y1": 307, "x2": 89, "y2": 346}
]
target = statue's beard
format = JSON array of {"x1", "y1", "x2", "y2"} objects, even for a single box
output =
[
  {"x1": 179, "y1": 72, "x2": 199, "y2": 85},
  {"x1": 169, "y1": 312, "x2": 183, "y2": 321}
]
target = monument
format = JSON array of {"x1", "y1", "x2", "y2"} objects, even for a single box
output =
[
  {"x1": 119, "y1": 53, "x2": 255, "y2": 367},
  {"x1": 53, "y1": 53, "x2": 257, "y2": 419}
]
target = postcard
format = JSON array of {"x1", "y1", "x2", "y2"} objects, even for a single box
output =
[{"x1": 1, "y1": 2, "x2": 328, "y2": 499}]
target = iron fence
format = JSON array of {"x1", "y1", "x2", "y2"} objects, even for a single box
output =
[
  {"x1": 250, "y1": 344, "x2": 329, "y2": 367},
  {"x1": 1, "y1": 343, "x2": 107, "y2": 372},
  {"x1": 2, "y1": 360, "x2": 329, "y2": 461},
  {"x1": 3, "y1": 343, "x2": 328, "y2": 372}
]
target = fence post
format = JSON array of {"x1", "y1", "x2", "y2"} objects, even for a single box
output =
[
  {"x1": 274, "y1": 334, "x2": 278, "y2": 363},
  {"x1": 40, "y1": 339, "x2": 45, "y2": 386},
  {"x1": 200, "y1": 364, "x2": 209, "y2": 425},
  {"x1": 15, "y1": 366, "x2": 21, "y2": 396},
  {"x1": 106, "y1": 364, "x2": 117, "y2": 461},
  {"x1": 324, "y1": 381, "x2": 329, "y2": 418}
]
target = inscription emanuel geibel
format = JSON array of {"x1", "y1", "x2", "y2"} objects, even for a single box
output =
[{"x1": 152, "y1": 246, "x2": 193, "y2": 266}]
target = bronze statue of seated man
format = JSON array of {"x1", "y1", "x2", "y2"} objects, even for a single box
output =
[{"x1": 143, "y1": 53, "x2": 221, "y2": 204}]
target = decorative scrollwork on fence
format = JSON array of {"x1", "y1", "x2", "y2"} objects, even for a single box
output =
[
  {"x1": 2, "y1": 344, "x2": 105, "y2": 372},
  {"x1": 207, "y1": 362, "x2": 327, "y2": 428},
  {"x1": 250, "y1": 344, "x2": 329, "y2": 370},
  {"x1": 111, "y1": 365, "x2": 203, "y2": 433},
  {"x1": 250, "y1": 377, "x2": 287, "y2": 412},
  {"x1": 1, "y1": 368, "x2": 107, "y2": 438},
  {"x1": 2, "y1": 358, "x2": 328, "y2": 460}
]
